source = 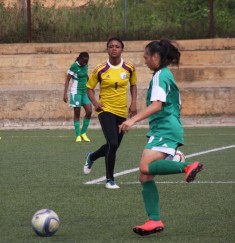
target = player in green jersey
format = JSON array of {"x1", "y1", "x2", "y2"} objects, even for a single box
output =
[
  {"x1": 119, "y1": 39, "x2": 204, "y2": 236},
  {"x1": 63, "y1": 52, "x2": 92, "y2": 142}
]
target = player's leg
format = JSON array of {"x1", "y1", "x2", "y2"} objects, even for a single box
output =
[
  {"x1": 83, "y1": 113, "x2": 108, "y2": 174},
  {"x1": 81, "y1": 94, "x2": 92, "y2": 142},
  {"x1": 74, "y1": 107, "x2": 81, "y2": 142},
  {"x1": 84, "y1": 112, "x2": 125, "y2": 185},
  {"x1": 70, "y1": 93, "x2": 82, "y2": 142},
  {"x1": 100, "y1": 112, "x2": 124, "y2": 188},
  {"x1": 133, "y1": 150, "x2": 165, "y2": 236},
  {"x1": 144, "y1": 137, "x2": 203, "y2": 182}
]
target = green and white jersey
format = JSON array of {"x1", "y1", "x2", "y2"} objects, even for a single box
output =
[
  {"x1": 146, "y1": 67, "x2": 184, "y2": 146},
  {"x1": 68, "y1": 61, "x2": 88, "y2": 95}
]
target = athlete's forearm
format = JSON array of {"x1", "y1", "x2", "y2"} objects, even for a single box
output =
[
  {"x1": 87, "y1": 88, "x2": 96, "y2": 104},
  {"x1": 131, "y1": 101, "x2": 162, "y2": 123},
  {"x1": 130, "y1": 84, "x2": 137, "y2": 104},
  {"x1": 64, "y1": 75, "x2": 71, "y2": 94},
  {"x1": 129, "y1": 85, "x2": 137, "y2": 116},
  {"x1": 64, "y1": 80, "x2": 69, "y2": 94}
]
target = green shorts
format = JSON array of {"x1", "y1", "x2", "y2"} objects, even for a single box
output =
[
  {"x1": 145, "y1": 135, "x2": 179, "y2": 156},
  {"x1": 70, "y1": 93, "x2": 91, "y2": 107}
]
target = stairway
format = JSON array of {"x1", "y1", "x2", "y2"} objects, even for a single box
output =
[{"x1": 0, "y1": 39, "x2": 234, "y2": 128}]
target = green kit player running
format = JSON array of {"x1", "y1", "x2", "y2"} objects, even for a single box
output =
[
  {"x1": 63, "y1": 52, "x2": 92, "y2": 142},
  {"x1": 119, "y1": 39, "x2": 204, "y2": 236}
]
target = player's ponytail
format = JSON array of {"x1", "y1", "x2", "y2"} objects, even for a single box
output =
[{"x1": 146, "y1": 39, "x2": 180, "y2": 69}]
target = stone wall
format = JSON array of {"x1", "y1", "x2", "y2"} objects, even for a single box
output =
[{"x1": 0, "y1": 38, "x2": 234, "y2": 128}]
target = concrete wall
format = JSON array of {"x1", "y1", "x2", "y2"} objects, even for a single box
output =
[{"x1": 0, "y1": 38, "x2": 234, "y2": 128}]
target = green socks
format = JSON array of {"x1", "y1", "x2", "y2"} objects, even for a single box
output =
[
  {"x1": 74, "y1": 118, "x2": 90, "y2": 137},
  {"x1": 142, "y1": 180, "x2": 160, "y2": 220},
  {"x1": 74, "y1": 121, "x2": 80, "y2": 137},
  {"x1": 141, "y1": 160, "x2": 193, "y2": 221},
  {"x1": 81, "y1": 118, "x2": 90, "y2": 134},
  {"x1": 149, "y1": 160, "x2": 191, "y2": 175}
]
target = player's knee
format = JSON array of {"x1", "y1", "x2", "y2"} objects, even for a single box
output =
[
  {"x1": 85, "y1": 111, "x2": 92, "y2": 118},
  {"x1": 74, "y1": 109, "x2": 81, "y2": 117},
  {"x1": 139, "y1": 173, "x2": 152, "y2": 183},
  {"x1": 109, "y1": 141, "x2": 119, "y2": 152},
  {"x1": 139, "y1": 164, "x2": 149, "y2": 175}
]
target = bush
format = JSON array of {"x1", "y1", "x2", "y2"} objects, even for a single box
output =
[{"x1": 0, "y1": 0, "x2": 234, "y2": 43}]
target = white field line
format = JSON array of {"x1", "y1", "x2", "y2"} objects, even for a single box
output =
[
  {"x1": 84, "y1": 145, "x2": 235, "y2": 185},
  {"x1": 92, "y1": 181, "x2": 235, "y2": 185},
  {"x1": 3, "y1": 132, "x2": 235, "y2": 138}
]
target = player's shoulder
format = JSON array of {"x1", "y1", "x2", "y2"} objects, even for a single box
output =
[
  {"x1": 159, "y1": 67, "x2": 173, "y2": 77},
  {"x1": 123, "y1": 60, "x2": 135, "y2": 71},
  {"x1": 70, "y1": 61, "x2": 79, "y2": 70},
  {"x1": 92, "y1": 62, "x2": 108, "y2": 73}
]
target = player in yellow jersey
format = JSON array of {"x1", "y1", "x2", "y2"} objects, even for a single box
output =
[{"x1": 83, "y1": 37, "x2": 137, "y2": 189}]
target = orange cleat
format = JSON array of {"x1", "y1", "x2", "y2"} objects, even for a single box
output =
[
  {"x1": 133, "y1": 220, "x2": 164, "y2": 236},
  {"x1": 185, "y1": 162, "x2": 203, "y2": 183}
]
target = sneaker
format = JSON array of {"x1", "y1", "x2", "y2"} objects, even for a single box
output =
[
  {"x1": 185, "y1": 162, "x2": 203, "y2": 183},
  {"x1": 133, "y1": 220, "x2": 164, "y2": 236},
  {"x1": 81, "y1": 133, "x2": 90, "y2": 142},
  {"x1": 76, "y1": 136, "x2": 82, "y2": 142},
  {"x1": 105, "y1": 179, "x2": 120, "y2": 189},
  {"x1": 83, "y1": 152, "x2": 93, "y2": 175}
]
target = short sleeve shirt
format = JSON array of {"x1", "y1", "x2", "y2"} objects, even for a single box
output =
[
  {"x1": 87, "y1": 59, "x2": 137, "y2": 118},
  {"x1": 68, "y1": 61, "x2": 88, "y2": 95},
  {"x1": 146, "y1": 67, "x2": 184, "y2": 145}
]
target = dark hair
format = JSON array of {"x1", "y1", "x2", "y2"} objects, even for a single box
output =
[
  {"x1": 145, "y1": 39, "x2": 180, "y2": 68},
  {"x1": 106, "y1": 37, "x2": 124, "y2": 49},
  {"x1": 76, "y1": 52, "x2": 89, "y2": 61}
]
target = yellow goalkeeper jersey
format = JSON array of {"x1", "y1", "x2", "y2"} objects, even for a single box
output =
[{"x1": 87, "y1": 59, "x2": 137, "y2": 118}]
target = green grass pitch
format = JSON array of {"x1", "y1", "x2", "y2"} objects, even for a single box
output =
[{"x1": 0, "y1": 127, "x2": 234, "y2": 242}]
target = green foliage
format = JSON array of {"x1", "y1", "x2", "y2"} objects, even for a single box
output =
[
  {"x1": 0, "y1": 0, "x2": 234, "y2": 43},
  {"x1": 214, "y1": 0, "x2": 235, "y2": 37},
  {"x1": 0, "y1": 2, "x2": 26, "y2": 42}
]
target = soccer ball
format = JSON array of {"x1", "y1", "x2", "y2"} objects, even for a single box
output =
[
  {"x1": 172, "y1": 150, "x2": 185, "y2": 162},
  {"x1": 165, "y1": 150, "x2": 185, "y2": 162},
  {"x1": 31, "y1": 209, "x2": 60, "y2": 237}
]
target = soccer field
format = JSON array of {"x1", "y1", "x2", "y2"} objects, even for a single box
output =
[{"x1": 0, "y1": 127, "x2": 235, "y2": 243}]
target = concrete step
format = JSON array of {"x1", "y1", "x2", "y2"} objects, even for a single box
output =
[
  {"x1": 0, "y1": 69, "x2": 67, "y2": 88},
  {"x1": 1, "y1": 66, "x2": 234, "y2": 88},
  {"x1": 0, "y1": 38, "x2": 234, "y2": 54},
  {"x1": 0, "y1": 50, "x2": 234, "y2": 70},
  {"x1": 171, "y1": 65, "x2": 235, "y2": 83},
  {"x1": 0, "y1": 85, "x2": 234, "y2": 121},
  {"x1": 137, "y1": 66, "x2": 235, "y2": 87},
  {"x1": 136, "y1": 86, "x2": 235, "y2": 116}
]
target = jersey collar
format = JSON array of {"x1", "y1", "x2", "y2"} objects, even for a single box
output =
[
  {"x1": 107, "y1": 58, "x2": 123, "y2": 69},
  {"x1": 76, "y1": 61, "x2": 81, "y2": 66}
]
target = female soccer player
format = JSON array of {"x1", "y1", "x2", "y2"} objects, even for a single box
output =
[
  {"x1": 63, "y1": 52, "x2": 92, "y2": 142},
  {"x1": 119, "y1": 39, "x2": 203, "y2": 235},
  {"x1": 83, "y1": 37, "x2": 137, "y2": 189}
]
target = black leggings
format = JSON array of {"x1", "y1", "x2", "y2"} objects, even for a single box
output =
[{"x1": 90, "y1": 112, "x2": 126, "y2": 181}]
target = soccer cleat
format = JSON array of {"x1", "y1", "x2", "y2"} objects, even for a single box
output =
[
  {"x1": 105, "y1": 179, "x2": 120, "y2": 189},
  {"x1": 83, "y1": 152, "x2": 93, "y2": 175},
  {"x1": 81, "y1": 133, "x2": 90, "y2": 142},
  {"x1": 133, "y1": 220, "x2": 164, "y2": 236},
  {"x1": 185, "y1": 162, "x2": 204, "y2": 183},
  {"x1": 76, "y1": 136, "x2": 82, "y2": 142}
]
